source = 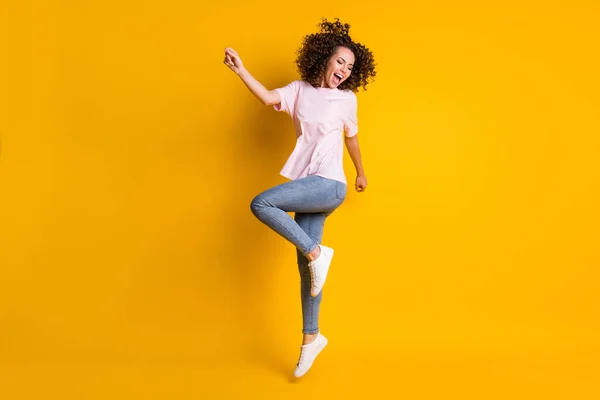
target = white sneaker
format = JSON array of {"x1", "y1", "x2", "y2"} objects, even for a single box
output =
[
  {"x1": 293, "y1": 332, "x2": 328, "y2": 378},
  {"x1": 308, "y1": 245, "x2": 334, "y2": 297}
]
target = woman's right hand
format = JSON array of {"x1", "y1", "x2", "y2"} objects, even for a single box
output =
[{"x1": 223, "y1": 47, "x2": 245, "y2": 75}]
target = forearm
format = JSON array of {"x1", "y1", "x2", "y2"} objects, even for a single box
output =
[
  {"x1": 345, "y1": 135, "x2": 366, "y2": 176},
  {"x1": 237, "y1": 68, "x2": 279, "y2": 105}
]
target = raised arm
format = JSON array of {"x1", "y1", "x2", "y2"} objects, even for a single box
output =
[{"x1": 223, "y1": 47, "x2": 280, "y2": 106}]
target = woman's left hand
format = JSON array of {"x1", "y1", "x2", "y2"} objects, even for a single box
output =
[{"x1": 355, "y1": 175, "x2": 368, "y2": 192}]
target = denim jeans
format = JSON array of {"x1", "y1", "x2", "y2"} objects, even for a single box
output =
[{"x1": 250, "y1": 175, "x2": 347, "y2": 334}]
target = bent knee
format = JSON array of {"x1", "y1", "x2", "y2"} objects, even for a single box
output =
[{"x1": 250, "y1": 194, "x2": 264, "y2": 215}]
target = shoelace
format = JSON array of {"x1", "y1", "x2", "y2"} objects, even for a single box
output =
[
  {"x1": 309, "y1": 263, "x2": 320, "y2": 282},
  {"x1": 297, "y1": 348, "x2": 307, "y2": 366}
]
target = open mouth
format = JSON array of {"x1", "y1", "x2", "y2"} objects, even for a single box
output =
[{"x1": 333, "y1": 73, "x2": 343, "y2": 84}]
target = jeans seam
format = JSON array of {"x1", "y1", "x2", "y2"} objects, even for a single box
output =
[
  {"x1": 307, "y1": 214, "x2": 314, "y2": 327},
  {"x1": 266, "y1": 213, "x2": 313, "y2": 255}
]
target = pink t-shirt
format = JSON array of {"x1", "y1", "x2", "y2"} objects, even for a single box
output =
[{"x1": 273, "y1": 80, "x2": 358, "y2": 184}]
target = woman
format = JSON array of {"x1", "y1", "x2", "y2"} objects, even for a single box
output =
[{"x1": 223, "y1": 18, "x2": 376, "y2": 378}]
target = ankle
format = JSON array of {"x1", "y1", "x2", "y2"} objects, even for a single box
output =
[
  {"x1": 307, "y1": 245, "x2": 321, "y2": 262},
  {"x1": 302, "y1": 333, "x2": 318, "y2": 345}
]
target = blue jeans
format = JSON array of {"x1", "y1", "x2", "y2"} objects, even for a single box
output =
[{"x1": 250, "y1": 175, "x2": 347, "y2": 334}]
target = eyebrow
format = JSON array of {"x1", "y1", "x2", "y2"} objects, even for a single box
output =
[{"x1": 339, "y1": 57, "x2": 354, "y2": 66}]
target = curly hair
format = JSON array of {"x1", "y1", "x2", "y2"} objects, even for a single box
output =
[{"x1": 295, "y1": 18, "x2": 377, "y2": 92}]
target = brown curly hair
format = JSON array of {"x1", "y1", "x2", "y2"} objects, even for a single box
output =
[{"x1": 295, "y1": 18, "x2": 377, "y2": 93}]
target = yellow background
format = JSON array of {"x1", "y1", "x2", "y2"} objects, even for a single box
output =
[{"x1": 1, "y1": 0, "x2": 599, "y2": 398}]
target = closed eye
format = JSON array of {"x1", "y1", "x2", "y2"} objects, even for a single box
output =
[{"x1": 338, "y1": 59, "x2": 353, "y2": 70}]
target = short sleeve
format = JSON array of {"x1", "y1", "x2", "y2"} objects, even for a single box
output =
[
  {"x1": 273, "y1": 80, "x2": 300, "y2": 116},
  {"x1": 343, "y1": 93, "x2": 358, "y2": 137}
]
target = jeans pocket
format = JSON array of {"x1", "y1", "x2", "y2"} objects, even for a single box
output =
[{"x1": 335, "y1": 182, "x2": 347, "y2": 201}]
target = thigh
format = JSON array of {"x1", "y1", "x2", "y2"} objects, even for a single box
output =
[{"x1": 255, "y1": 176, "x2": 345, "y2": 214}]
